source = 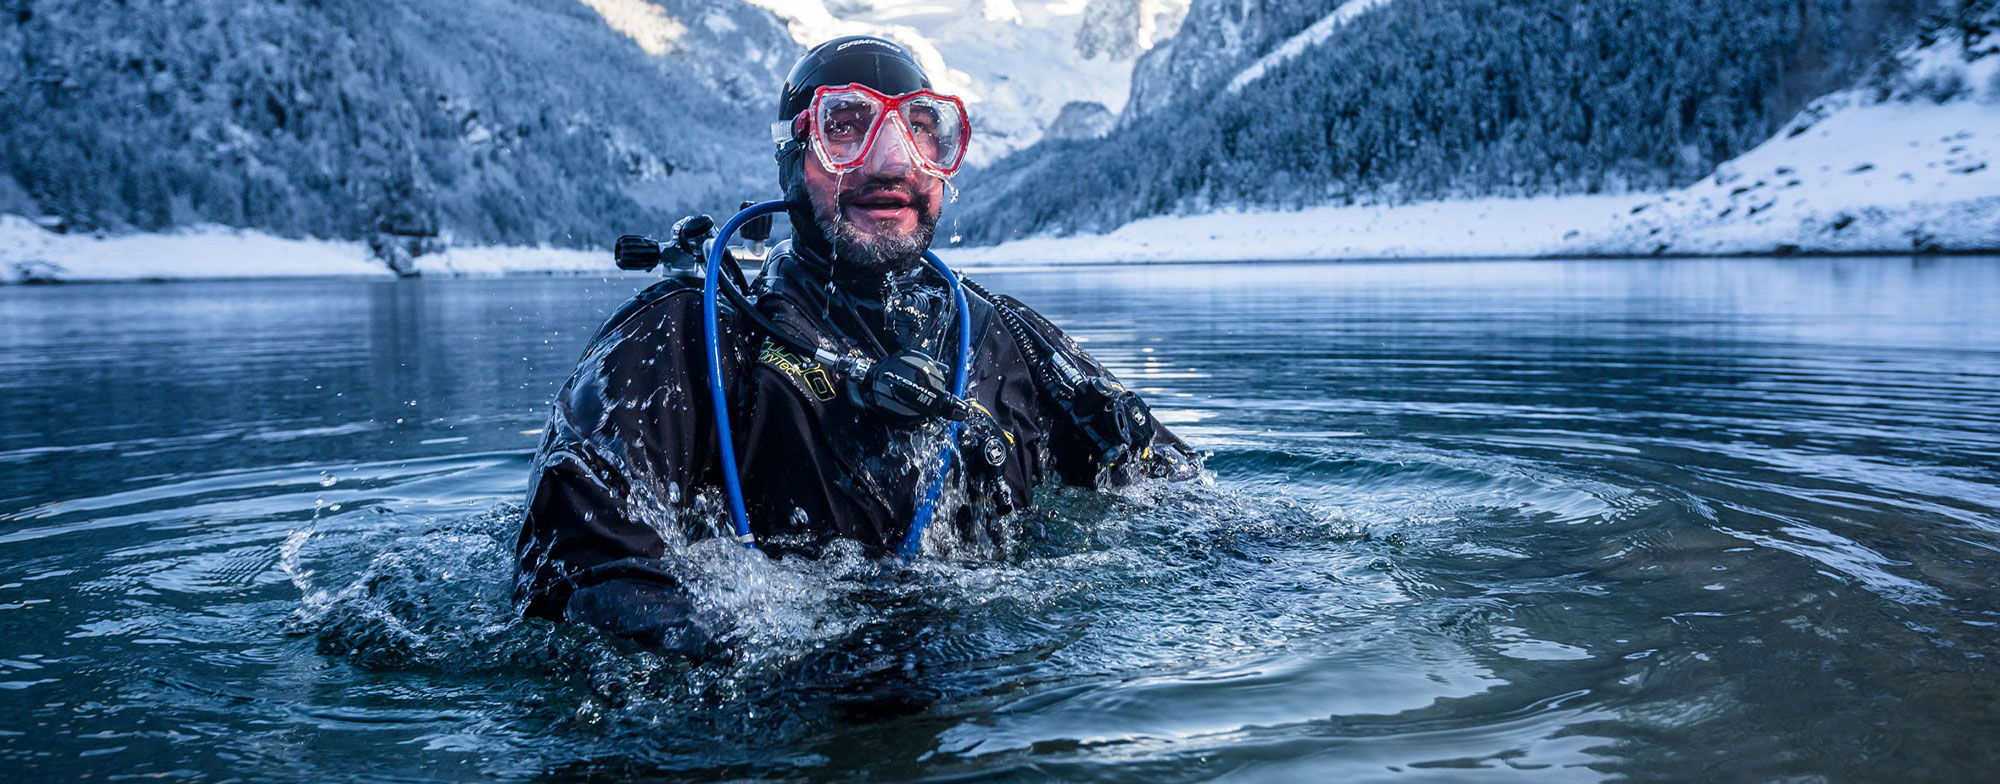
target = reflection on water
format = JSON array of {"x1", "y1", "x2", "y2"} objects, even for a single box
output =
[{"x1": 1, "y1": 258, "x2": 1997, "y2": 781}]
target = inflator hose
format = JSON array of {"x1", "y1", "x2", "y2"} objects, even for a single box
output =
[{"x1": 897, "y1": 251, "x2": 971, "y2": 558}]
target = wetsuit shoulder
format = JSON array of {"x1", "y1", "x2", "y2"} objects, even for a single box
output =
[{"x1": 591, "y1": 274, "x2": 705, "y2": 343}]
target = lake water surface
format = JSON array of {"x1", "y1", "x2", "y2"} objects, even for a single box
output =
[{"x1": 2, "y1": 258, "x2": 1998, "y2": 781}]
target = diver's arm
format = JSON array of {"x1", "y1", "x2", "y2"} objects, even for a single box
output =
[
  {"x1": 514, "y1": 281, "x2": 744, "y2": 652},
  {"x1": 988, "y1": 294, "x2": 1201, "y2": 487},
  {"x1": 518, "y1": 444, "x2": 722, "y2": 656}
]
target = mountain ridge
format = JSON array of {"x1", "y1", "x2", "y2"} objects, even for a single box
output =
[
  {"x1": 954, "y1": 0, "x2": 1954, "y2": 244},
  {"x1": 0, "y1": 0, "x2": 1177, "y2": 256}
]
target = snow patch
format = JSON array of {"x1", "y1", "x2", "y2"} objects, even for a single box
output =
[
  {"x1": 409, "y1": 245, "x2": 616, "y2": 277},
  {"x1": 576, "y1": 0, "x2": 688, "y2": 56},
  {"x1": 981, "y1": 0, "x2": 1024, "y2": 24},
  {"x1": 1882, "y1": 23, "x2": 2000, "y2": 104},
  {"x1": 0, "y1": 217, "x2": 389, "y2": 284},
  {"x1": 703, "y1": 10, "x2": 739, "y2": 34},
  {"x1": 0, "y1": 217, "x2": 633, "y2": 283},
  {"x1": 945, "y1": 195, "x2": 1646, "y2": 265},
  {"x1": 1225, "y1": 0, "x2": 1391, "y2": 93},
  {"x1": 1573, "y1": 94, "x2": 2000, "y2": 256}
]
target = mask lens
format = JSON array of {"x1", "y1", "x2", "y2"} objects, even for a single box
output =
[
  {"x1": 806, "y1": 86, "x2": 969, "y2": 174},
  {"x1": 899, "y1": 96, "x2": 965, "y2": 171},
  {"x1": 813, "y1": 91, "x2": 882, "y2": 167}
]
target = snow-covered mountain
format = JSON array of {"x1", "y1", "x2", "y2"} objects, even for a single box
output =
[
  {"x1": 1573, "y1": 8, "x2": 2000, "y2": 256},
  {"x1": 947, "y1": 3, "x2": 2000, "y2": 264},
  {"x1": 0, "y1": 0, "x2": 1186, "y2": 259},
  {"x1": 0, "y1": 0, "x2": 804, "y2": 254},
  {"x1": 955, "y1": 0, "x2": 1950, "y2": 244},
  {"x1": 576, "y1": 0, "x2": 1192, "y2": 158},
  {"x1": 9, "y1": 0, "x2": 1990, "y2": 279},
  {"x1": 1115, "y1": 0, "x2": 1395, "y2": 126},
  {"x1": 574, "y1": 0, "x2": 804, "y2": 105},
  {"x1": 1221, "y1": 0, "x2": 1390, "y2": 95}
]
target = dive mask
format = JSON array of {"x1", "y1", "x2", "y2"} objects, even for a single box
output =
[{"x1": 775, "y1": 83, "x2": 971, "y2": 178}]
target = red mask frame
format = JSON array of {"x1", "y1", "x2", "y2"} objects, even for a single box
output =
[{"x1": 781, "y1": 83, "x2": 972, "y2": 178}]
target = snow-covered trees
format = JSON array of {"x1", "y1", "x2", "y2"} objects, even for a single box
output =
[
  {"x1": 3, "y1": 0, "x2": 1971, "y2": 253},
  {"x1": 0, "y1": 0, "x2": 791, "y2": 250},
  {"x1": 958, "y1": 0, "x2": 1945, "y2": 243}
]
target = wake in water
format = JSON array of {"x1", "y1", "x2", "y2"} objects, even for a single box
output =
[{"x1": 276, "y1": 470, "x2": 1405, "y2": 768}]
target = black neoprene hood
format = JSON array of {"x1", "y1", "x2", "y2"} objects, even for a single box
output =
[{"x1": 778, "y1": 35, "x2": 932, "y2": 121}]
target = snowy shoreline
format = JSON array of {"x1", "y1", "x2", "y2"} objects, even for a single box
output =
[
  {"x1": 951, "y1": 94, "x2": 2000, "y2": 266},
  {"x1": 0, "y1": 216, "x2": 624, "y2": 284},
  {"x1": 8, "y1": 89, "x2": 1998, "y2": 284},
  {"x1": 5, "y1": 192, "x2": 1990, "y2": 287}
]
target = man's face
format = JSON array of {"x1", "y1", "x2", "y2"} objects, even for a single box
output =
[{"x1": 801, "y1": 119, "x2": 946, "y2": 275}]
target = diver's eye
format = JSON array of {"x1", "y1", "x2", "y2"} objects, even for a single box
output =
[
  {"x1": 905, "y1": 122, "x2": 941, "y2": 158},
  {"x1": 821, "y1": 100, "x2": 878, "y2": 142},
  {"x1": 823, "y1": 120, "x2": 864, "y2": 140}
]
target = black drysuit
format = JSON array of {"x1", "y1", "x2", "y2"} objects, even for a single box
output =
[{"x1": 512, "y1": 242, "x2": 1199, "y2": 649}]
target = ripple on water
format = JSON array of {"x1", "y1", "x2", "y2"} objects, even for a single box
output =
[
  {"x1": 0, "y1": 415, "x2": 1772, "y2": 781},
  {"x1": 6, "y1": 263, "x2": 2000, "y2": 781},
  {"x1": 236, "y1": 466, "x2": 1505, "y2": 771}
]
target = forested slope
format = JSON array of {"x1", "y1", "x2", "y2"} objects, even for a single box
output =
[
  {"x1": 0, "y1": 0, "x2": 794, "y2": 252},
  {"x1": 955, "y1": 0, "x2": 1945, "y2": 243}
]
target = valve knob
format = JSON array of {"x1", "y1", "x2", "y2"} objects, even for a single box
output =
[{"x1": 614, "y1": 235, "x2": 664, "y2": 271}]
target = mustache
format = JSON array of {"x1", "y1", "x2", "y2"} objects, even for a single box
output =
[{"x1": 837, "y1": 178, "x2": 932, "y2": 212}]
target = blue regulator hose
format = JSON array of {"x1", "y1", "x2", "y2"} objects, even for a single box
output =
[{"x1": 703, "y1": 200, "x2": 789, "y2": 547}]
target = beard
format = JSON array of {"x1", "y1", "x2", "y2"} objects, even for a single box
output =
[{"x1": 810, "y1": 177, "x2": 938, "y2": 277}]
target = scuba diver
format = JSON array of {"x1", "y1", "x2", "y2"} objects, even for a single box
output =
[{"x1": 512, "y1": 35, "x2": 1201, "y2": 654}]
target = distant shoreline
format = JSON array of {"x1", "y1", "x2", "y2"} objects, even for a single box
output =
[
  {"x1": 8, "y1": 94, "x2": 1998, "y2": 285},
  {"x1": 8, "y1": 242, "x2": 1995, "y2": 288}
]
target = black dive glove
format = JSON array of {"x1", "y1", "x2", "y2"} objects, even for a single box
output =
[{"x1": 564, "y1": 578, "x2": 725, "y2": 661}]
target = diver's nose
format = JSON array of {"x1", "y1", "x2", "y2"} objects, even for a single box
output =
[{"x1": 862, "y1": 117, "x2": 919, "y2": 177}]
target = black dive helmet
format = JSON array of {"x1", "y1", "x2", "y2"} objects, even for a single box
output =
[{"x1": 775, "y1": 35, "x2": 933, "y2": 257}]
